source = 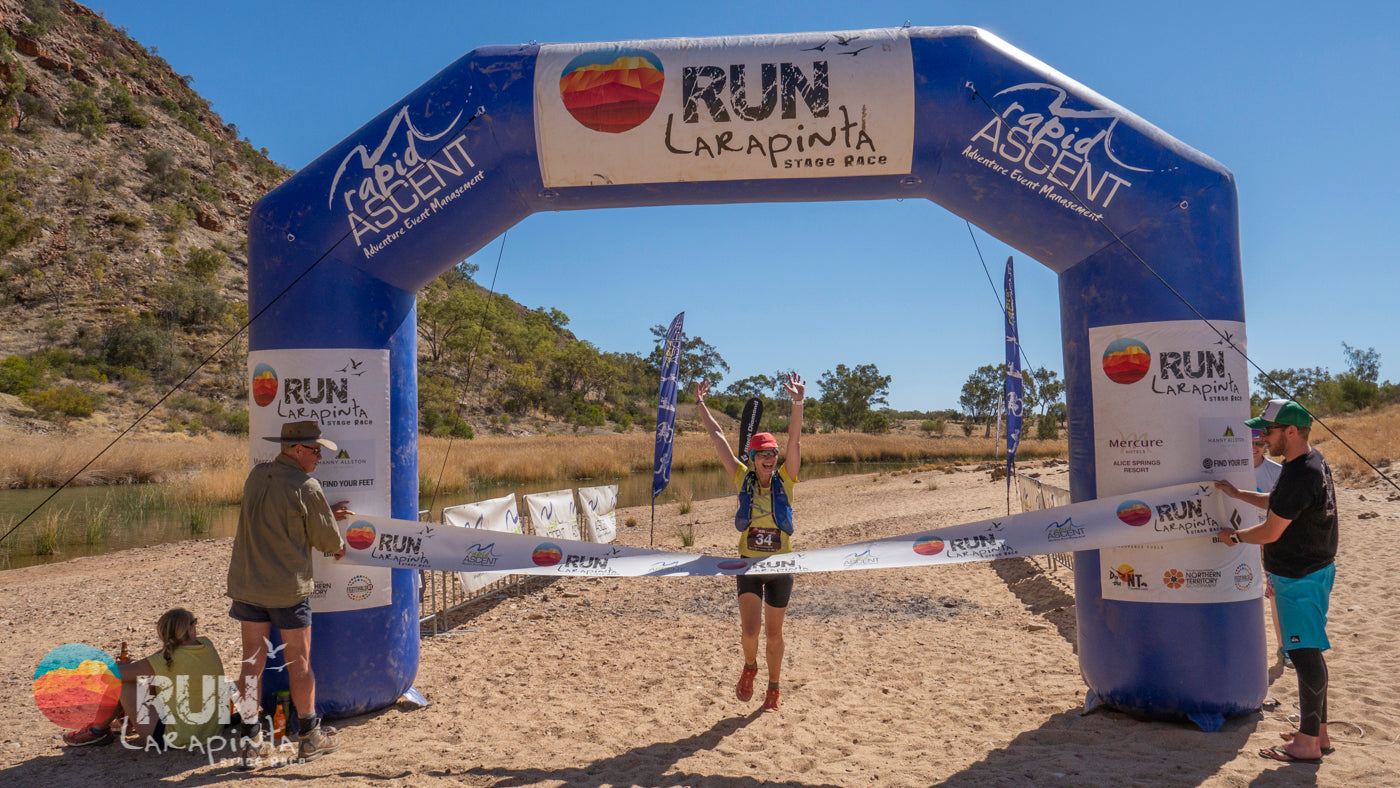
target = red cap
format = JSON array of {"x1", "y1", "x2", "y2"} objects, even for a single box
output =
[{"x1": 747, "y1": 432, "x2": 778, "y2": 452}]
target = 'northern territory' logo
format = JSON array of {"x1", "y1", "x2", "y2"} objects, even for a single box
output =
[
  {"x1": 559, "y1": 49, "x2": 664, "y2": 133},
  {"x1": 1102, "y1": 338, "x2": 1151, "y2": 384}
]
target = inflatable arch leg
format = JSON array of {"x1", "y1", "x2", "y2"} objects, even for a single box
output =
[{"x1": 249, "y1": 26, "x2": 1263, "y2": 722}]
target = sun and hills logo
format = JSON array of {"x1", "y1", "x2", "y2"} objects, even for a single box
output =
[
  {"x1": 1102, "y1": 337, "x2": 1151, "y2": 384},
  {"x1": 559, "y1": 49, "x2": 664, "y2": 133},
  {"x1": 251, "y1": 362, "x2": 279, "y2": 407},
  {"x1": 345, "y1": 521, "x2": 377, "y2": 551},
  {"x1": 1116, "y1": 500, "x2": 1153, "y2": 527}
]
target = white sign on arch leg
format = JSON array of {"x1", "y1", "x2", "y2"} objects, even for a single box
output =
[{"x1": 1089, "y1": 320, "x2": 1262, "y2": 604}]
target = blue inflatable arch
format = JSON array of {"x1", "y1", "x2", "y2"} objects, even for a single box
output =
[{"x1": 249, "y1": 26, "x2": 1262, "y2": 725}]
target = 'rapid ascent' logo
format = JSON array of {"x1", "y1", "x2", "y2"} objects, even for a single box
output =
[
  {"x1": 1045, "y1": 517, "x2": 1085, "y2": 542},
  {"x1": 1102, "y1": 338, "x2": 1151, "y2": 384},
  {"x1": 559, "y1": 49, "x2": 664, "y2": 133}
]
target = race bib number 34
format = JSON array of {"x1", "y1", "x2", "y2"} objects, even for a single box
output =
[{"x1": 747, "y1": 527, "x2": 781, "y2": 553}]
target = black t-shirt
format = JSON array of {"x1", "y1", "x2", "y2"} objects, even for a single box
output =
[{"x1": 1263, "y1": 448, "x2": 1339, "y2": 578}]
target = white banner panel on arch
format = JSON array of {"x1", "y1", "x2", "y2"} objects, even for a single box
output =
[
  {"x1": 578, "y1": 484, "x2": 618, "y2": 544},
  {"x1": 1089, "y1": 320, "x2": 1263, "y2": 603},
  {"x1": 247, "y1": 348, "x2": 393, "y2": 612},
  {"x1": 523, "y1": 489, "x2": 580, "y2": 541},
  {"x1": 442, "y1": 493, "x2": 523, "y2": 595},
  {"x1": 534, "y1": 29, "x2": 915, "y2": 187}
]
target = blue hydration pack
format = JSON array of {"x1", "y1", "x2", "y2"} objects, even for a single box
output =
[{"x1": 735, "y1": 470, "x2": 793, "y2": 535}]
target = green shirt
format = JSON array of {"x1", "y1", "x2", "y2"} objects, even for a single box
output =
[
  {"x1": 226, "y1": 453, "x2": 345, "y2": 608},
  {"x1": 146, "y1": 636, "x2": 226, "y2": 749}
]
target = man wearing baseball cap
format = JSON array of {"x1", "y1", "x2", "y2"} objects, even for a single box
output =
[
  {"x1": 227, "y1": 421, "x2": 353, "y2": 767},
  {"x1": 1214, "y1": 400, "x2": 1339, "y2": 763}
]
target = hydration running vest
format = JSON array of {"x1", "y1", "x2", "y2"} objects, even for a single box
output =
[{"x1": 735, "y1": 470, "x2": 793, "y2": 535}]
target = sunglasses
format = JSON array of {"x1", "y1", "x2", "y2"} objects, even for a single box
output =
[
  {"x1": 753, "y1": 449, "x2": 779, "y2": 458},
  {"x1": 1252, "y1": 441, "x2": 1267, "y2": 448},
  {"x1": 300, "y1": 444, "x2": 322, "y2": 456}
]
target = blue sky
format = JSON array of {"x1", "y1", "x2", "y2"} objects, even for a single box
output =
[{"x1": 91, "y1": 1, "x2": 1399, "y2": 412}]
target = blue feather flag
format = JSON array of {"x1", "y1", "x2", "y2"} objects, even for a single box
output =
[
  {"x1": 1004, "y1": 258, "x2": 1023, "y2": 491},
  {"x1": 652, "y1": 312, "x2": 684, "y2": 500}
]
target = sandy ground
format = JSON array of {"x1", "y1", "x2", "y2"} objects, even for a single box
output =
[{"x1": 3, "y1": 460, "x2": 1399, "y2": 787}]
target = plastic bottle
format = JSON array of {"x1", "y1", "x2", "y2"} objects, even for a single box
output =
[
  {"x1": 280, "y1": 691, "x2": 296, "y2": 739},
  {"x1": 271, "y1": 695, "x2": 287, "y2": 740},
  {"x1": 117, "y1": 642, "x2": 131, "y2": 662}
]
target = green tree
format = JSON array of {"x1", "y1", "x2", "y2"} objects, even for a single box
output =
[
  {"x1": 817, "y1": 363, "x2": 891, "y2": 430},
  {"x1": 646, "y1": 325, "x2": 729, "y2": 393},
  {"x1": 959, "y1": 364, "x2": 1002, "y2": 435}
]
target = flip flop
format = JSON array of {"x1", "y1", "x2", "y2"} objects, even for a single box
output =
[
  {"x1": 1279, "y1": 732, "x2": 1335, "y2": 755},
  {"x1": 1259, "y1": 745, "x2": 1322, "y2": 764}
]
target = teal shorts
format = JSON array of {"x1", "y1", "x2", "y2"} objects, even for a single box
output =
[{"x1": 1275, "y1": 563, "x2": 1334, "y2": 652}]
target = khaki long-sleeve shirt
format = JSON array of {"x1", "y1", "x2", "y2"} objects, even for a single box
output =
[{"x1": 226, "y1": 453, "x2": 345, "y2": 608}]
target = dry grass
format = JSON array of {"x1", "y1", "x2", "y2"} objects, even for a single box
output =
[
  {"x1": 6, "y1": 404, "x2": 1394, "y2": 502},
  {"x1": 1309, "y1": 404, "x2": 1400, "y2": 486}
]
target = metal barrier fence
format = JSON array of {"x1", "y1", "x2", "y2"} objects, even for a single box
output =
[
  {"x1": 416, "y1": 507, "x2": 593, "y2": 635},
  {"x1": 1013, "y1": 471, "x2": 1076, "y2": 573}
]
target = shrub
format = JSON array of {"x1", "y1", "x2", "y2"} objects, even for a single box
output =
[
  {"x1": 1036, "y1": 414, "x2": 1060, "y2": 440},
  {"x1": 106, "y1": 211, "x2": 145, "y2": 230},
  {"x1": 21, "y1": 384, "x2": 102, "y2": 418},
  {"x1": 60, "y1": 83, "x2": 105, "y2": 139},
  {"x1": 859, "y1": 411, "x2": 891, "y2": 434},
  {"x1": 185, "y1": 247, "x2": 227, "y2": 281},
  {"x1": 921, "y1": 418, "x2": 947, "y2": 437},
  {"x1": 150, "y1": 277, "x2": 226, "y2": 327},
  {"x1": 101, "y1": 317, "x2": 175, "y2": 373},
  {"x1": 0, "y1": 355, "x2": 44, "y2": 394}
]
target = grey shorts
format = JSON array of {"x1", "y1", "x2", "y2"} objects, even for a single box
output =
[{"x1": 229, "y1": 598, "x2": 312, "y2": 630}]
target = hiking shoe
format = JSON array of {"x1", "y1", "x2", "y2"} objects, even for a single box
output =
[
  {"x1": 297, "y1": 723, "x2": 340, "y2": 762},
  {"x1": 238, "y1": 731, "x2": 273, "y2": 770},
  {"x1": 63, "y1": 725, "x2": 115, "y2": 747},
  {"x1": 736, "y1": 665, "x2": 758, "y2": 701},
  {"x1": 762, "y1": 687, "x2": 780, "y2": 713}
]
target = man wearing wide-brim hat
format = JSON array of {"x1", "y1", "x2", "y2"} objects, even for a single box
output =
[
  {"x1": 1214, "y1": 399, "x2": 1339, "y2": 763},
  {"x1": 226, "y1": 420, "x2": 351, "y2": 766}
]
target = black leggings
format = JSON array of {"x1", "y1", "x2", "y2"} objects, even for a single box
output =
[{"x1": 1289, "y1": 647, "x2": 1328, "y2": 737}]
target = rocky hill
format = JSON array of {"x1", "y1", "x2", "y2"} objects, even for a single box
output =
[
  {"x1": 0, "y1": 0, "x2": 293, "y2": 433},
  {"x1": 0, "y1": 0, "x2": 667, "y2": 440}
]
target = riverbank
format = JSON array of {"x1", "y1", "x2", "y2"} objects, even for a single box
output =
[{"x1": 4, "y1": 459, "x2": 1397, "y2": 786}]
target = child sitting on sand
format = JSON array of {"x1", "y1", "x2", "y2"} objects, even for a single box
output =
[{"x1": 64, "y1": 607, "x2": 228, "y2": 750}]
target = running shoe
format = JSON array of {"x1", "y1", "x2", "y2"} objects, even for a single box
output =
[
  {"x1": 736, "y1": 665, "x2": 758, "y2": 701},
  {"x1": 762, "y1": 687, "x2": 780, "y2": 713},
  {"x1": 63, "y1": 725, "x2": 115, "y2": 747}
]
